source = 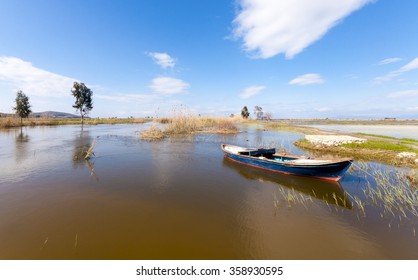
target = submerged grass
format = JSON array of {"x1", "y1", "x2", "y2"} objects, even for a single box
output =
[
  {"x1": 350, "y1": 162, "x2": 418, "y2": 225},
  {"x1": 73, "y1": 139, "x2": 97, "y2": 161}
]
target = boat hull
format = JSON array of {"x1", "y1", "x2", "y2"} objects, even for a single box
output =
[{"x1": 222, "y1": 144, "x2": 352, "y2": 182}]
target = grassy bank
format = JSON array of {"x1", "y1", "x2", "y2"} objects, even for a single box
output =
[
  {"x1": 294, "y1": 136, "x2": 418, "y2": 168},
  {"x1": 261, "y1": 120, "x2": 418, "y2": 168},
  {"x1": 0, "y1": 117, "x2": 149, "y2": 128}
]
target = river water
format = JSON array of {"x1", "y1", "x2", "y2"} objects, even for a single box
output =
[
  {"x1": 0, "y1": 124, "x2": 417, "y2": 259},
  {"x1": 308, "y1": 124, "x2": 418, "y2": 139}
]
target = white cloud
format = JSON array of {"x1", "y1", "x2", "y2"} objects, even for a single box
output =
[
  {"x1": 388, "y1": 90, "x2": 418, "y2": 98},
  {"x1": 240, "y1": 85, "x2": 265, "y2": 99},
  {"x1": 148, "y1": 52, "x2": 176, "y2": 69},
  {"x1": 0, "y1": 56, "x2": 76, "y2": 97},
  {"x1": 374, "y1": 57, "x2": 418, "y2": 84},
  {"x1": 378, "y1": 57, "x2": 402, "y2": 65},
  {"x1": 232, "y1": 0, "x2": 374, "y2": 59},
  {"x1": 289, "y1": 73, "x2": 324, "y2": 85},
  {"x1": 149, "y1": 77, "x2": 190, "y2": 95},
  {"x1": 398, "y1": 57, "x2": 418, "y2": 72}
]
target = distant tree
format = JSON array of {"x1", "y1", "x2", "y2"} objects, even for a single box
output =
[
  {"x1": 241, "y1": 106, "x2": 250, "y2": 119},
  {"x1": 230, "y1": 113, "x2": 235, "y2": 118},
  {"x1": 254, "y1": 105, "x2": 263, "y2": 119},
  {"x1": 13, "y1": 90, "x2": 32, "y2": 125},
  {"x1": 265, "y1": 112, "x2": 273, "y2": 121},
  {"x1": 71, "y1": 81, "x2": 93, "y2": 125}
]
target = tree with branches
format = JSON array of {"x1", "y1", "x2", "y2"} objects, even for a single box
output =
[
  {"x1": 71, "y1": 81, "x2": 93, "y2": 125},
  {"x1": 241, "y1": 106, "x2": 250, "y2": 119},
  {"x1": 254, "y1": 105, "x2": 263, "y2": 120},
  {"x1": 13, "y1": 90, "x2": 32, "y2": 125}
]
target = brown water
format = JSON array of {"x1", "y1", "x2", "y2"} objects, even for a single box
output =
[{"x1": 0, "y1": 124, "x2": 417, "y2": 259}]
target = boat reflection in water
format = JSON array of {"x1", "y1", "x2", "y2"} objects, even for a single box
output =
[{"x1": 223, "y1": 158, "x2": 352, "y2": 209}]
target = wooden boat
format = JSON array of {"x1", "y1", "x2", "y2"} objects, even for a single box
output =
[
  {"x1": 223, "y1": 158, "x2": 352, "y2": 208},
  {"x1": 221, "y1": 144, "x2": 353, "y2": 182}
]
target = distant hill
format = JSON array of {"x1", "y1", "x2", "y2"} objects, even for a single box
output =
[
  {"x1": 31, "y1": 111, "x2": 80, "y2": 118},
  {"x1": 0, "y1": 111, "x2": 80, "y2": 118}
]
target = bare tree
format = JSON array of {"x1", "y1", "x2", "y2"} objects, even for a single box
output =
[{"x1": 264, "y1": 112, "x2": 273, "y2": 121}]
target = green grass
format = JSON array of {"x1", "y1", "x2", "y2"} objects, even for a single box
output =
[
  {"x1": 342, "y1": 139, "x2": 418, "y2": 153},
  {"x1": 294, "y1": 138, "x2": 418, "y2": 168}
]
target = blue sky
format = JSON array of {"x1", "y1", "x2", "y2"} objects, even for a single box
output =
[{"x1": 1, "y1": 0, "x2": 418, "y2": 119}]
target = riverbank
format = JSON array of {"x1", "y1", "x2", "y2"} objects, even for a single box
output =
[
  {"x1": 3, "y1": 116, "x2": 418, "y2": 168},
  {"x1": 294, "y1": 135, "x2": 418, "y2": 168},
  {"x1": 261, "y1": 119, "x2": 418, "y2": 168},
  {"x1": 0, "y1": 117, "x2": 149, "y2": 128}
]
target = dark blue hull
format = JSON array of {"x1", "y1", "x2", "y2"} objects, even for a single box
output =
[
  {"x1": 222, "y1": 144, "x2": 352, "y2": 181},
  {"x1": 223, "y1": 158, "x2": 352, "y2": 208}
]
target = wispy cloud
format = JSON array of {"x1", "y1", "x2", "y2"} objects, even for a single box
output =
[
  {"x1": 232, "y1": 0, "x2": 374, "y2": 59},
  {"x1": 0, "y1": 56, "x2": 76, "y2": 97},
  {"x1": 239, "y1": 85, "x2": 265, "y2": 99},
  {"x1": 315, "y1": 107, "x2": 332, "y2": 112},
  {"x1": 95, "y1": 93, "x2": 158, "y2": 103},
  {"x1": 378, "y1": 57, "x2": 402, "y2": 65},
  {"x1": 374, "y1": 57, "x2": 418, "y2": 84},
  {"x1": 147, "y1": 52, "x2": 176, "y2": 69},
  {"x1": 388, "y1": 89, "x2": 418, "y2": 98},
  {"x1": 289, "y1": 73, "x2": 324, "y2": 85},
  {"x1": 149, "y1": 77, "x2": 190, "y2": 95}
]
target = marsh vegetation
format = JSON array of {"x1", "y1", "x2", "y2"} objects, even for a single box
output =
[
  {"x1": 140, "y1": 111, "x2": 240, "y2": 140},
  {"x1": 0, "y1": 116, "x2": 149, "y2": 128}
]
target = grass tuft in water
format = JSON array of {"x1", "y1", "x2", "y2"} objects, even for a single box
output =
[
  {"x1": 140, "y1": 106, "x2": 240, "y2": 140},
  {"x1": 140, "y1": 124, "x2": 165, "y2": 140}
]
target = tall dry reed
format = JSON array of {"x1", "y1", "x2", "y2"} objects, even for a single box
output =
[{"x1": 140, "y1": 106, "x2": 239, "y2": 140}]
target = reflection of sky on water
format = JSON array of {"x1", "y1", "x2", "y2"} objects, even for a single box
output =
[
  {"x1": 0, "y1": 125, "x2": 145, "y2": 185},
  {"x1": 1, "y1": 126, "x2": 75, "y2": 184},
  {"x1": 308, "y1": 124, "x2": 418, "y2": 139}
]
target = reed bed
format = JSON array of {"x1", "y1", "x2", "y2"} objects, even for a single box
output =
[
  {"x1": 140, "y1": 124, "x2": 165, "y2": 140},
  {"x1": 0, "y1": 117, "x2": 149, "y2": 128},
  {"x1": 140, "y1": 116, "x2": 239, "y2": 140},
  {"x1": 140, "y1": 108, "x2": 240, "y2": 140}
]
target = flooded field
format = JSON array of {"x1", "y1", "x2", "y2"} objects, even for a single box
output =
[
  {"x1": 1, "y1": 124, "x2": 417, "y2": 259},
  {"x1": 307, "y1": 124, "x2": 418, "y2": 139}
]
